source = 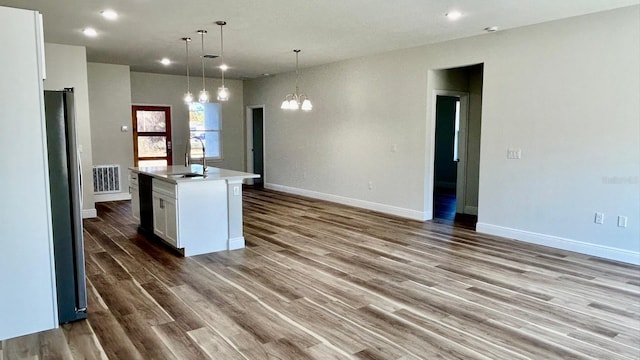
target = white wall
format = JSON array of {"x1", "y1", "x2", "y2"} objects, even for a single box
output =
[
  {"x1": 129, "y1": 72, "x2": 245, "y2": 171},
  {"x1": 244, "y1": 6, "x2": 640, "y2": 263},
  {"x1": 44, "y1": 43, "x2": 96, "y2": 217},
  {"x1": 87, "y1": 63, "x2": 133, "y2": 201}
]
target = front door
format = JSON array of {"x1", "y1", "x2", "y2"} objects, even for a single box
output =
[{"x1": 132, "y1": 105, "x2": 172, "y2": 167}]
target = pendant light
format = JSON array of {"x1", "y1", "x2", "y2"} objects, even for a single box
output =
[
  {"x1": 182, "y1": 37, "x2": 193, "y2": 104},
  {"x1": 197, "y1": 30, "x2": 209, "y2": 103},
  {"x1": 216, "y1": 21, "x2": 229, "y2": 102},
  {"x1": 281, "y1": 49, "x2": 312, "y2": 111}
]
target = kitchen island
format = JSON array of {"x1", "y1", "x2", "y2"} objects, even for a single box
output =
[{"x1": 129, "y1": 165, "x2": 259, "y2": 256}]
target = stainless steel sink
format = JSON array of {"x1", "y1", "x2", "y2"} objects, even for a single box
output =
[{"x1": 167, "y1": 172, "x2": 204, "y2": 178}]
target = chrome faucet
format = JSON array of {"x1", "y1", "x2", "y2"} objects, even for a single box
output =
[{"x1": 186, "y1": 136, "x2": 207, "y2": 172}]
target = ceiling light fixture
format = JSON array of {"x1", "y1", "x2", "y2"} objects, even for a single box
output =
[
  {"x1": 446, "y1": 11, "x2": 462, "y2": 20},
  {"x1": 82, "y1": 28, "x2": 97, "y2": 37},
  {"x1": 216, "y1": 21, "x2": 229, "y2": 102},
  {"x1": 281, "y1": 49, "x2": 312, "y2": 111},
  {"x1": 197, "y1": 30, "x2": 209, "y2": 103},
  {"x1": 101, "y1": 9, "x2": 118, "y2": 20},
  {"x1": 160, "y1": 58, "x2": 171, "y2": 66},
  {"x1": 182, "y1": 37, "x2": 193, "y2": 104}
]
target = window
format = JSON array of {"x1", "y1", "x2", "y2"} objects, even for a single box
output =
[{"x1": 189, "y1": 102, "x2": 221, "y2": 159}]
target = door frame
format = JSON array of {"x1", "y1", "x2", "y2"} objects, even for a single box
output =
[
  {"x1": 131, "y1": 105, "x2": 173, "y2": 166},
  {"x1": 429, "y1": 90, "x2": 470, "y2": 216},
  {"x1": 245, "y1": 105, "x2": 266, "y2": 185}
]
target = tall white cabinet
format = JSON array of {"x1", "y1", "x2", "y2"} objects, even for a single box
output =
[{"x1": 0, "y1": 6, "x2": 58, "y2": 340}]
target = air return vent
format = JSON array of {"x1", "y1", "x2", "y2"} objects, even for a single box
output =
[{"x1": 93, "y1": 165, "x2": 121, "y2": 193}]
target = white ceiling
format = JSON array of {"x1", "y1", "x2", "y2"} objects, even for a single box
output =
[{"x1": 2, "y1": 0, "x2": 638, "y2": 79}]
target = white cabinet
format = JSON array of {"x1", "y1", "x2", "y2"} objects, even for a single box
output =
[
  {"x1": 0, "y1": 6, "x2": 58, "y2": 340},
  {"x1": 130, "y1": 171, "x2": 140, "y2": 221},
  {"x1": 152, "y1": 179, "x2": 179, "y2": 247}
]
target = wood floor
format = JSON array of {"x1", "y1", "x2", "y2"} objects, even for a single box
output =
[{"x1": 2, "y1": 187, "x2": 639, "y2": 359}]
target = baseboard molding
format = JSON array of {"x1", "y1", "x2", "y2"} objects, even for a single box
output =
[
  {"x1": 94, "y1": 192, "x2": 132, "y2": 203},
  {"x1": 464, "y1": 206, "x2": 478, "y2": 215},
  {"x1": 82, "y1": 208, "x2": 97, "y2": 219},
  {"x1": 476, "y1": 223, "x2": 640, "y2": 265},
  {"x1": 265, "y1": 183, "x2": 426, "y2": 221},
  {"x1": 228, "y1": 236, "x2": 245, "y2": 251}
]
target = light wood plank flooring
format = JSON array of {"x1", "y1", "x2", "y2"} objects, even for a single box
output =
[{"x1": 2, "y1": 187, "x2": 639, "y2": 359}]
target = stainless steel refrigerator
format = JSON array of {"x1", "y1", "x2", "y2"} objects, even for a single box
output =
[{"x1": 44, "y1": 89, "x2": 87, "y2": 323}]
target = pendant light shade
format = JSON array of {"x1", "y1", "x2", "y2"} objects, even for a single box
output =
[
  {"x1": 281, "y1": 49, "x2": 312, "y2": 111},
  {"x1": 182, "y1": 37, "x2": 193, "y2": 104},
  {"x1": 197, "y1": 30, "x2": 209, "y2": 103},
  {"x1": 216, "y1": 21, "x2": 229, "y2": 102}
]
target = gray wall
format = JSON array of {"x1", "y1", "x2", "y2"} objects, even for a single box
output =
[
  {"x1": 87, "y1": 63, "x2": 133, "y2": 201},
  {"x1": 44, "y1": 43, "x2": 95, "y2": 216},
  {"x1": 244, "y1": 6, "x2": 640, "y2": 263},
  {"x1": 129, "y1": 72, "x2": 245, "y2": 171}
]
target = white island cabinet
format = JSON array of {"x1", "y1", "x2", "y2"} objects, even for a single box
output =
[{"x1": 129, "y1": 165, "x2": 259, "y2": 256}]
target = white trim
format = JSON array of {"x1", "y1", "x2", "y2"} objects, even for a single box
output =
[
  {"x1": 82, "y1": 208, "x2": 97, "y2": 219},
  {"x1": 265, "y1": 183, "x2": 426, "y2": 221},
  {"x1": 228, "y1": 236, "x2": 245, "y2": 251},
  {"x1": 464, "y1": 206, "x2": 478, "y2": 215},
  {"x1": 94, "y1": 192, "x2": 132, "y2": 203},
  {"x1": 476, "y1": 222, "x2": 640, "y2": 265}
]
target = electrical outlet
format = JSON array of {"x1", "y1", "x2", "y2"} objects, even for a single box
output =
[
  {"x1": 594, "y1": 212, "x2": 604, "y2": 224},
  {"x1": 618, "y1": 216, "x2": 628, "y2": 228},
  {"x1": 368, "y1": 181, "x2": 373, "y2": 190}
]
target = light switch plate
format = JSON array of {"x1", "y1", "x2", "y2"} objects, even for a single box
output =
[
  {"x1": 121, "y1": 125, "x2": 129, "y2": 132},
  {"x1": 507, "y1": 148, "x2": 522, "y2": 159}
]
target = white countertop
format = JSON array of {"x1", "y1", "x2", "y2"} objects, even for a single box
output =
[{"x1": 129, "y1": 165, "x2": 260, "y2": 183}]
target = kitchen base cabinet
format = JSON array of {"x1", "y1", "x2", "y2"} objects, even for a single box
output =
[
  {"x1": 149, "y1": 177, "x2": 229, "y2": 256},
  {"x1": 130, "y1": 172, "x2": 140, "y2": 221},
  {"x1": 152, "y1": 179, "x2": 178, "y2": 248}
]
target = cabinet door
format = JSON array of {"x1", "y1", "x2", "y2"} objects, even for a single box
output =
[
  {"x1": 130, "y1": 185, "x2": 140, "y2": 221},
  {"x1": 164, "y1": 197, "x2": 178, "y2": 247},
  {"x1": 152, "y1": 193, "x2": 165, "y2": 238}
]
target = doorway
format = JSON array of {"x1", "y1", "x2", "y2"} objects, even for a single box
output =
[
  {"x1": 433, "y1": 93, "x2": 473, "y2": 221},
  {"x1": 246, "y1": 106, "x2": 265, "y2": 186},
  {"x1": 429, "y1": 64, "x2": 484, "y2": 226},
  {"x1": 132, "y1": 105, "x2": 172, "y2": 167}
]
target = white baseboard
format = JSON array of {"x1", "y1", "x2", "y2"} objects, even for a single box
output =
[
  {"x1": 82, "y1": 208, "x2": 97, "y2": 219},
  {"x1": 464, "y1": 206, "x2": 478, "y2": 215},
  {"x1": 94, "y1": 192, "x2": 132, "y2": 203},
  {"x1": 265, "y1": 183, "x2": 426, "y2": 221},
  {"x1": 476, "y1": 222, "x2": 640, "y2": 265},
  {"x1": 228, "y1": 236, "x2": 245, "y2": 251}
]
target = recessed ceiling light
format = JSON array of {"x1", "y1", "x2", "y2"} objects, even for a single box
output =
[
  {"x1": 83, "y1": 28, "x2": 97, "y2": 37},
  {"x1": 446, "y1": 11, "x2": 462, "y2": 20},
  {"x1": 219, "y1": 64, "x2": 228, "y2": 71},
  {"x1": 263, "y1": 73, "x2": 270, "y2": 77},
  {"x1": 160, "y1": 58, "x2": 171, "y2": 66},
  {"x1": 101, "y1": 9, "x2": 118, "y2": 20},
  {"x1": 484, "y1": 26, "x2": 499, "y2": 32}
]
